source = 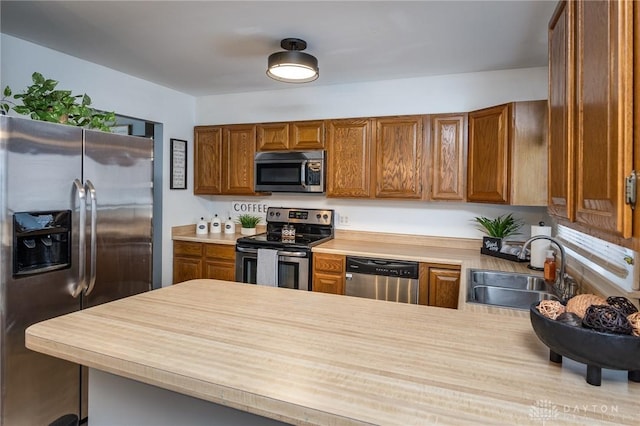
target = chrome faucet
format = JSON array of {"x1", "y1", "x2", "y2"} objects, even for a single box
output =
[{"x1": 519, "y1": 235, "x2": 575, "y2": 301}]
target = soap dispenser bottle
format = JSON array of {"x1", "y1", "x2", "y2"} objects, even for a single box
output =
[
  {"x1": 224, "y1": 216, "x2": 235, "y2": 234},
  {"x1": 543, "y1": 250, "x2": 556, "y2": 283},
  {"x1": 196, "y1": 217, "x2": 208, "y2": 235},
  {"x1": 210, "y1": 214, "x2": 221, "y2": 234}
]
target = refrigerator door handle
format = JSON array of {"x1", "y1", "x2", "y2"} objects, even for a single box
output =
[
  {"x1": 72, "y1": 179, "x2": 87, "y2": 297},
  {"x1": 84, "y1": 180, "x2": 98, "y2": 296}
]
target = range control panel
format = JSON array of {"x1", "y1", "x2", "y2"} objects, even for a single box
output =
[{"x1": 267, "y1": 207, "x2": 333, "y2": 226}]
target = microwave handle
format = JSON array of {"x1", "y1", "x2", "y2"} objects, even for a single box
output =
[{"x1": 300, "y1": 160, "x2": 308, "y2": 188}]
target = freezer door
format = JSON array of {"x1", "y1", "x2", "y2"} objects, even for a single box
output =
[
  {"x1": 81, "y1": 130, "x2": 153, "y2": 308},
  {"x1": 0, "y1": 117, "x2": 83, "y2": 425}
]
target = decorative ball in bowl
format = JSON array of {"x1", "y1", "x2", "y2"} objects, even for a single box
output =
[{"x1": 529, "y1": 299, "x2": 640, "y2": 386}]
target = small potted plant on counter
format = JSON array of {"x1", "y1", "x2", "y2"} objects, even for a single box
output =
[
  {"x1": 474, "y1": 213, "x2": 524, "y2": 259},
  {"x1": 237, "y1": 214, "x2": 262, "y2": 236}
]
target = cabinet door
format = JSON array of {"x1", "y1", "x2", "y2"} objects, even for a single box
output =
[
  {"x1": 173, "y1": 241, "x2": 203, "y2": 284},
  {"x1": 635, "y1": 2, "x2": 640, "y2": 247},
  {"x1": 313, "y1": 273, "x2": 345, "y2": 295},
  {"x1": 290, "y1": 120, "x2": 325, "y2": 150},
  {"x1": 429, "y1": 114, "x2": 467, "y2": 201},
  {"x1": 374, "y1": 116, "x2": 424, "y2": 199},
  {"x1": 312, "y1": 253, "x2": 345, "y2": 294},
  {"x1": 574, "y1": 0, "x2": 633, "y2": 237},
  {"x1": 173, "y1": 257, "x2": 202, "y2": 284},
  {"x1": 203, "y1": 260, "x2": 236, "y2": 281},
  {"x1": 467, "y1": 104, "x2": 510, "y2": 204},
  {"x1": 203, "y1": 244, "x2": 236, "y2": 281},
  {"x1": 256, "y1": 122, "x2": 289, "y2": 151},
  {"x1": 326, "y1": 119, "x2": 372, "y2": 198},
  {"x1": 223, "y1": 124, "x2": 257, "y2": 195},
  {"x1": 428, "y1": 268, "x2": 460, "y2": 309},
  {"x1": 548, "y1": 0, "x2": 575, "y2": 220},
  {"x1": 193, "y1": 127, "x2": 222, "y2": 194}
]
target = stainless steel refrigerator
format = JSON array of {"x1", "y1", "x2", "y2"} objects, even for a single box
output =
[{"x1": 0, "y1": 116, "x2": 153, "y2": 425}]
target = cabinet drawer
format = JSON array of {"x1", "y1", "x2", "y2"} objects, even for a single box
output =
[
  {"x1": 313, "y1": 253, "x2": 345, "y2": 274},
  {"x1": 313, "y1": 272, "x2": 344, "y2": 295},
  {"x1": 173, "y1": 241, "x2": 203, "y2": 257},
  {"x1": 204, "y1": 243, "x2": 236, "y2": 260}
]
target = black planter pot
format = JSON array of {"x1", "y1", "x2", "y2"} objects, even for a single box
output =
[{"x1": 530, "y1": 303, "x2": 640, "y2": 386}]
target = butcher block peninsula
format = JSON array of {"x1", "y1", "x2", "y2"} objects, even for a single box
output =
[{"x1": 26, "y1": 280, "x2": 638, "y2": 425}]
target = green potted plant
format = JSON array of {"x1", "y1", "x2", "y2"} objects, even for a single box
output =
[
  {"x1": 237, "y1": 214, "x2": 262, "y2": 236},
  {"x1": 473, "y1": 213, "x2": 523, "y2": 254},
  {"x1": 1, "y1": 72, "x2": 116, "y2": 131}
]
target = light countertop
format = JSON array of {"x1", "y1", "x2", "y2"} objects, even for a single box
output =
[
  {"x1": 172, "y1": 226, "x2": 546, "y2": 313},
  {"x1": 312, "y1": 236, "x2": 539, "y2": 314},
  {"x1": 26, "y1": 279, "x2": 638, "y2": 425}
]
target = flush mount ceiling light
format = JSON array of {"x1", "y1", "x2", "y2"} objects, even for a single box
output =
[{"x1": 267, "y1": 38, "x2": 319, "y2": 83}]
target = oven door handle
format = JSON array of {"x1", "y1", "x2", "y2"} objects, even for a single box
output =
[{"x1": 236, "y1": 246, "x2": 307, "y2": 257}]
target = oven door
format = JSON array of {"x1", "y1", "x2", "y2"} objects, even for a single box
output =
[
  {"x1": 235, "y1": 247, "x2": 310, "y2": 291},
  {"x1": 254, "y1": 161, "x2": 306, "y2": 192}
]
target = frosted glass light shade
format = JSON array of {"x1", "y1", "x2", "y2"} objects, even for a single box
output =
[{"x1": 267, "y1": 51, "x2": 319, "y2": 83}]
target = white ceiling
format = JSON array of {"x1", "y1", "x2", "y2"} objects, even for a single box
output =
[{"x1": 0, "y1": 0, "x2": 557, "y2": 97}]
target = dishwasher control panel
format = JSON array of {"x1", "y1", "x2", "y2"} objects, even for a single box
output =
[{"x1": 345, "y1": 256, "x2": 419, "y2": 279}]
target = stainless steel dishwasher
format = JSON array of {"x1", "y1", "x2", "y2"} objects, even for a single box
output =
[{"x1": 345, "y1": 256, "x2": 419, "y2": 304}]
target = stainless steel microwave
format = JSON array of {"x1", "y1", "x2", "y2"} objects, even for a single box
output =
[{"x1": 254, "y1": 151, "x2": 325, "y2": 193}]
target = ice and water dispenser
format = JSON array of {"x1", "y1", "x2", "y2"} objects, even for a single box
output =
[{"x1": 13, "y1": 210, "x2": 71, "y2": 276}]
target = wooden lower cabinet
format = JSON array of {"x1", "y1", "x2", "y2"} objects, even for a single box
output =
[
  {"x1": 173, "y1": 241, "x2": 236, "y2": 284},
  {"x1": 312, "y1": 253, "x2": 459, "y2": 308},
  {"x1": 173, "y1": 241, "x2": 203, "y2": 284},
  {"x1": 312, "y1": 253, "x2": 345, "y2": 295},
  {"x1": 203, "y1": 244, "x2": 236, "y2": 281},
  {"x1": 419, "y1": 263, "x2": 460, "y2": 309}
]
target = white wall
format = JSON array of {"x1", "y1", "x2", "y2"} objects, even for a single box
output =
[
  {"x1": 195, "y1": 67, "x2": 550, "y2": 241},
  {"x1": 1, "y1": 34, "x2": 197, "y2": 286},
  {"x1": 196, "y1": 67, "x2": 547, "y2": 124}
]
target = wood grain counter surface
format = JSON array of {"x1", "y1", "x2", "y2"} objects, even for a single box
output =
[
  {"x1": 313, "y1": 236, "x2": 541, "y2": 315},
  {"x1": 26, "y1": 279, "x2": 638, "y2": 425}
]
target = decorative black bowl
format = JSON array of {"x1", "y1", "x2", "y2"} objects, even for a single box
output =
[{"x1": 529, "y1": 303, "x2": 640, "y2": 386}]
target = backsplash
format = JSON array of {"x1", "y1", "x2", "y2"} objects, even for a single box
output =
[{"x1": 201, "y1": 195, "x2": 548, "y2": 240}]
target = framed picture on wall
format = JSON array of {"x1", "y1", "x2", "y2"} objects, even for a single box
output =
[{"x1": 170, "y1": 138, "x2": 187, "y2": 190}]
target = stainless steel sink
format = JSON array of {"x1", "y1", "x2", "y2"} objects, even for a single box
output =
[
  {"x1": 466, "y1": 269, "x2": 559, "y2": 310},
  {"x1": 469, "y1": 270, "x2": 548, "y2": 291}
]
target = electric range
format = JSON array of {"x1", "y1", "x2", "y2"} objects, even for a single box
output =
[{"x1": 235, "y1": 207, "x2": 334, "y2": 290}]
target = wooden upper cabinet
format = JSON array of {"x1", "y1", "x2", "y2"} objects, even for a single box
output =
[
  {"x1": 573, "y1": 0, "x2": 633, "y2": 238},
  {"x1": 257, "y1": 122, "x2": 289, "y2": 151},
  {"x1": 548, "y1": 0, "x2": 574, "y2": 220},
  {"x1": 428, "y1": 114, "x2": 467, "y2": 201},
  {"x1": 222, "y1": 124, "x2": 257, "y2": 195},
  {"x1": 290, "y1": 120, "x2": 324, "y2": 150},
  {"x1": 256, "y1": 120, "x2": 324, "y2": 151},
  {"x1": 326, "y1": 118, "x2": 372, "y2": 198},
  {"x1": 467, "y1": 101, "x2": 547, "y2": 205},
  {"x1": 635, "y1": 1, "x2": 640, "y2": 249},
  {"x1": 193, "y1": 126, "x2": 223, "y2": 194},
  {"x1": 467, "y1": 104, "x2": 510, "y2": 204},
  {"x1": 373, "y1": 116, "x2": 424, "y2": 199}
]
